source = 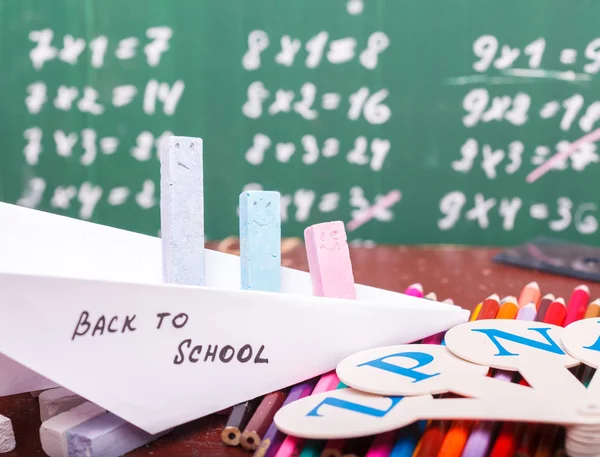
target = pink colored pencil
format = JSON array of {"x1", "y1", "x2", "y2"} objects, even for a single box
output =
[
  {"x1": 273, "y1": 373, "x2": 340, "y2": 457},
  {"x1": 404, "y1": 283, "x2": 424, "y2": 297},
  {"x1": 364, "y1": 430, "x2": 397, "y2": 457}
]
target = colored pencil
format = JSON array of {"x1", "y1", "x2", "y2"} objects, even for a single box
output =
[
  {"x1": 460, "y1": 299, "x2": 529, "y2": 457},
  {"x1": 477, "y1": 294, "x2": 501, "y2": 319},
  {"x1": 515, "y1": 302, "x2": 537, "y2": 321},
  {"x1": 390, "y1": 422, "x2": 420, "y2": 457},
  {"x1": 296, "y1": 382, "x2": 348, "y2": 457},
  {"x1": 496, "y1": 296, "x2": 518, "y2": 319},
  {"x1": 563, "y1": 284, "x2": 590, "y2": 326},
  {"x1": 580, "y1": 298, "x2": 600, "y2": 388},
  {"x1": 435, "y1": 294, "x2": 499, "y2": 457},
  {"x1": 424, "y1": 292, "x2": 437, "y2": 301},
  {"x1": 519, "y1": 297, "x2": 570, "y2": 457},
  {"x1": 416, "y1": 295, "x2": 493, "y2": 457},
  {"x1": 222, "y1": 398, "x2": 261, "y2": 446},
  {"x1": 342, "y1": 436, "x2": 375, "y2": 457},
  {"x1": 241, "y1": 389, "x2": 288, "y2": 450},
  {"x1": 404, "y1": 283, "x2": 424, "y2": 298},
  {"x1": 322, "y1": 281, "x2": 423, "y2": 457},
  {"x1": 585, "y1": 297, "x2": 600, "y2": 319},
  {"x1": 517, "y1": 281, "x2": 541, "y2": 309},
  {"x1": 362, "y1": 431, "x2": 397, "y2": 457},
  {"x1": 273, "y1": 374, "x2": 340, "y2": 457},
  {"x1": 542, "y1": 298, "x2": 567, "y2": 326},
  {"x1": 470, "y1": 303, "x2": 482, "y2": 321},
  {"x1": 252, "y1": 379, "x2": 318, "y2": 457},
  {"x1": 535, "y1": 294, "x2": 555, "y2": 323}
]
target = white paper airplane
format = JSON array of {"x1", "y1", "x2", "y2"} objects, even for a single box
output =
[
  {"x1": 0, "y1": 272, "x2": 468, "y2": 434},
  {"x1": 0, "y1": 202, "x2": 458, "y2": 309}
]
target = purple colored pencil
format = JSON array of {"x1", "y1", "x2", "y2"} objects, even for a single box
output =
[
  {"x1": 460, "y1": 302, "x2": 537, "y2": 457},
  {"x1": 252, "y1": 378, "x2": 318, "y2": 457}
]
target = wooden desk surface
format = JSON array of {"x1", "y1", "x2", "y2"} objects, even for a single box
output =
[{"x1": 2, "y1": 244, "x2": 598, "y2": 457}]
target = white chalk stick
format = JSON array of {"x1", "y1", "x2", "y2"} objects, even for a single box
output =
[
  {"x1": 0, "y1": 415, "x2": 15, "y2": 453},
  {"x1": 67, "y1": 412, "x2": 168, "y2": 457},
  {"x1": 39, "y1": 387, "x2": 86, "y2": 422},
  {"x1": 159, "y1": 136, "x2": 205, "y2": 286},
  {"x1": 40, "y1": 401, "x2": 107, "y2": 457}
]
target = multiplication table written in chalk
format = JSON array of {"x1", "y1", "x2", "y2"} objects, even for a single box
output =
[{"x1": 2, "y1": 0, "x2": 600, "y2": 247}]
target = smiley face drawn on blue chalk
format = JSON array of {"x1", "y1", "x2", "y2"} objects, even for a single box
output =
[
  {"x1": 252, "y1": 200, "x2": 277, "y2": 227},
  {"x1": 242, "y1": 191, "x2": 280, "y2": 229}
]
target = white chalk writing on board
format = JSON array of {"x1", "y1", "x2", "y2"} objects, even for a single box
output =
[
  {"x1": 239, "y1": 25, "x2": 396, "y2": 241},
  {"x1": 440, "y1": 33, "x2": 600, "y2": 238},
  {"x1": 19, "y1": 25, "x2": 180, "y2": 223}
]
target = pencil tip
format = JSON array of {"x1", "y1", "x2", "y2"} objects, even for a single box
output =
[
  {"x1": 425, "y1": 292, "x2": 437, "y2": 301},
  {"x1": 575, "y1": 284, "x2": 590, "y2": 293},
  {"x1": 526, "y1": 281, "x2": 540, "y2": 289},
  {"x1": 487, "y1": 293, "x2": 500, "y2": 302},
  {"x1": 408, "y1": 283, "x2": 423, "y2": 292},
  {"x1": 443, "y1": 298, "x2": 454, "y2": 304},
  {"x1": 590, "y1": 298, "x2": 600, "y2": 305},
  {"x1": 542, "y1": 293, "x2": 555, "y2": 300},
  {"x1": 524, "y1": 302, "x2": 536, "y2": 309},
  {"x1": 501, "y1": 296, "x2": 517, "y2": 304},
  {"x1": 555, "y1": 297, "x2": 566, "y2": 305}
]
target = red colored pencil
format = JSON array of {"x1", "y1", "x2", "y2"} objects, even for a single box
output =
[{"x1": 477, "y1": 294, "x2": 500, "y2": 320}]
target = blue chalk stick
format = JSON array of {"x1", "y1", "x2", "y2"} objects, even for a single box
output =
[
  {"x1": 239, "y1": 191, "x2": 281, "y2": 292},
  {"x1": 159, "y1": 136, "x2": 205, "y2": 286},
  {"x1": 67, "y1": 412, "x2": 166, "y2": 457}
]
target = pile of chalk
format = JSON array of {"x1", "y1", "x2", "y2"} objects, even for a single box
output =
[{"x1": 0, "y1": 388, "x2": 164, "y2": 456}]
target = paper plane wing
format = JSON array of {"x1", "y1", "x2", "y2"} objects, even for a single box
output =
[{"x1": 0, "y1": 272, "x2": 468, "y2": 434}]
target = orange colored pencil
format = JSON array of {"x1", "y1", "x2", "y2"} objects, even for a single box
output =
[
  {"x1": 585, "y1": 298, "x2": 600, "y2": 318},
  {"x1": 496, "y1": 296, "x2": 518, "y2": 319}
]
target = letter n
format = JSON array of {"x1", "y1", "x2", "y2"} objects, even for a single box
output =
[{"x1": 471, "y1": 327, "x2": 564, "y2": 357}]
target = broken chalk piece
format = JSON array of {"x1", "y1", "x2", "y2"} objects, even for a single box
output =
[
  {"x1": 40, "y1": 401, "x2": 107, "y2": 457},
  {"x1": 159, "y1": 136, "x2": 205, "y2": 286},
  {"x1": 39, "y1": 387, "x2": 87, "y2": 422},
  {"x1": 0, "y1": 415, "x2": 16, "y2": 453},
  {"x1": 67, "y1": 412, "x2": 168, "y2": 457}
]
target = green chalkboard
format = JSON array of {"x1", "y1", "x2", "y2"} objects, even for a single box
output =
[{"x1": 1, "y1": 0, "x2": 600, "y2": 246}]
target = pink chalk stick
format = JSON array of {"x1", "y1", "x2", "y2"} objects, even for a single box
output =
[{"x1": 304, "y1": 222, "x2": 356, "y2": 300}]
